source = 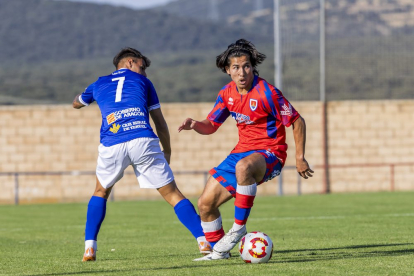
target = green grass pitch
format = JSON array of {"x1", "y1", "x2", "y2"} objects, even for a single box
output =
[{"x1": 0, "y1": 192, "x2": 413, "y2": 275}]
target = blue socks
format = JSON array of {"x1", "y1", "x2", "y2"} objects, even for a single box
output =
[
  {"x1": 174, "y1": 199, "x2": 204, "y2": 239},
  {"x1": 85, "y1": 196, "x2": 107, "y2": 241},
  {"x1": 85, "y1": 197, "x2": 203, "y2": 242}
]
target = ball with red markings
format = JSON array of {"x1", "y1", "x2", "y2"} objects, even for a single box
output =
[{"x1": 238, "y1": 231, "x2": 273, "y2": 263}]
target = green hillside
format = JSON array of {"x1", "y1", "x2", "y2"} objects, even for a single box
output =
[
  {"x1": 0, "y1": 0, "x2": 413, "y2": 104},
  {"x1": 0, "y1": 0, "x2": 268, "y2": 64},
  {"x1": 157, "y1": 0, "x2": 414, "y2": 39}
]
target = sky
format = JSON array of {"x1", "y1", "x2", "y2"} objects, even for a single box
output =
[{"x1": 60, "y1": 0, "x2": 176, "y2": 9}]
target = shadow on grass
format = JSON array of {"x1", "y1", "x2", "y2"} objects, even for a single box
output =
[
  {"x1": 272, "y1": 242, "x2": 414, "y2": 264},
  {"x1": 277, "y1": 242, "x2": 413, "y2": 254},
  {"x1": 25, "y1": 257, "x2": 242, "y2": 276},
  {"x1": 26, "y1": 243, "x2": 414, "y2": 275}
]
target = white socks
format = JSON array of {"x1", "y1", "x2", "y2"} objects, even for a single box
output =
[
  {"x1": 201, "y1": 216, "x2": 222, "y2": 233},
  {"x1": 85, "y1": 240, "x2": 97, "y2": 251}
]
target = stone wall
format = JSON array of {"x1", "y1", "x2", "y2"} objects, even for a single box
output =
[{"x1": 0, "y1": 100, "x2": 413, "y2": 204}]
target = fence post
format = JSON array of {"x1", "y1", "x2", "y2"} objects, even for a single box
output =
[
  {"x1": 278, "y1": 171, "x2": 283, "y2": 196},
  {"x1": 204, "y1": 172, "x2": 209, "y2": 185},
  {"x1": 14, "y1": 173, "x2": 19, "y2": 205},
  {"x1": 274, "y1": 0, "x2": 282, "y2": 90},
  {"x1": 110, "y1": 187, "x2": 115, "y2": 202}
]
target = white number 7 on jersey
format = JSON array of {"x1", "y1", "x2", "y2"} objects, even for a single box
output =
[{"x1": 112, "y1": 77, "x2": 125, "y2": 102}]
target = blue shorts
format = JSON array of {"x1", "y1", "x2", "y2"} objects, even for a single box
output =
[{"x1": 209, "y1": 150, "x2": 283, "y2": 197}]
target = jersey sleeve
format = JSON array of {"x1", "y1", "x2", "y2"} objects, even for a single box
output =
[
  {"x1": 207, "y1": 91, "x2": 230, "y2": 126},
  {"x1": 266, "y1": 86, "x2": 300, "y2": 127},
  {"x1": 79, "y1": 83, "x2": 95, "y2": 106},
  {"x1": 147, "y1": 79, "x2": 160, "y2": 111}
]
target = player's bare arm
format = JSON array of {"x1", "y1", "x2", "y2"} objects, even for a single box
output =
[
  {"x1": 72, "y1": 93, "x2": 85, "y2": 109},
  {"x1": 292, "y1": 116, "x2": 313, "y2": 179},
  {"x1": 178, "y1": 118, "x2": 218, "y2": 135},
  {"x1": 150, "y1": 108, "x2": 172, "y2": 163}
]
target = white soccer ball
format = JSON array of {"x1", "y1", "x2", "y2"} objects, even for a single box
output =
[{"x1": 238, "y1": 231, "x2": 274, "y2": 263}]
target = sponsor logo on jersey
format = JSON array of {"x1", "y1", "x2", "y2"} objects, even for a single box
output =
[
  {"x1": 270, "y1": 170, "x2": 281, "y2": 179},
  {"x1": 106, "y1": 107, "x2": 145, "y2": 125},
  {"x1": 230, "y1": 112, "x2": 254, "y2": 125},
  {"x1": 106, "y1": 113, "x2": 116, "y2": 124},
  {"x1": 228, "y1": 97, "x2": 234, "y2": 105},
  {"x1": 281, "y1": 103, "x2": 292, "y2": 116},
  {"x1": 122, "y1": 120, "x2": 147, "y2": 131},
  {"x1": 250, "y1": 99, "x2": 258, "y2": 111},
  {"x1": 115, "y1": 107, "x2": 145, "y2": 117},
  {"x1": 109, "y1": 123, "x2": 120, "y2": 134}
]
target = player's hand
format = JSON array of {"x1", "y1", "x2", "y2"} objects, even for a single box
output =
[
  {"x1": 296, "y1": 158, "x2": 313, "y2": 179},
  {"x1": 178, "y1": 118, "x2": 196, "y2": 132},
  {"x1": 163, "y1": 151, "x2": 171, "y2": 164}
]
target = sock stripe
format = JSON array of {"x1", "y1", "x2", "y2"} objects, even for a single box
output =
[
  {"x1": 235, "y1": 218, "x2": 248, "y2": 225},
  {"x1": 235, "y1": 193, "x2": 255, "y2": 208},
  {"x1": 205, "y1": 228, "x2": 225, "y2": 243}
]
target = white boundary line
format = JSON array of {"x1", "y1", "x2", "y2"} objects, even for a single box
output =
[
  {"x1": 169, "y1": 213, "x2": 414, "y2": 224},
  {"x1": 222, "y1": 213, "x2": 414, "y2": 222}
]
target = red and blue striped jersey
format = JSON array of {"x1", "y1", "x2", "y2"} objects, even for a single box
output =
[{"x1": 207, "y1": 76, "x2": 300, "y2": 165}]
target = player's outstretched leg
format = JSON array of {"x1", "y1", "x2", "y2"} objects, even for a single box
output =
[
  {"x1": 158, "y1": 181, "x2": 211, "y2": 254},
  {"x1": 213, "y1": 183, "x2": 256, "y2": 253},
  {"x1": 173, "y1": 198, "x2": 212, "y2": 254},
  {"x1": 213, "y1": 154, "x2": 264, "y2": 254},
  {"x1": 193, "y1": 176, "x2": 234, "y2": 261}
]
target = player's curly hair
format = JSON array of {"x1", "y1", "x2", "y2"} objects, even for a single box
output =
[
  {"x1": 216, "y1": 39, "x2": 266, "y2": 76},
  {"x1": 113, "y1": 47, "x2": 151, "y2": 68}
]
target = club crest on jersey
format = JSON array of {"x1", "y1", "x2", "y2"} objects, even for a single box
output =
[
  {"x1": 109, "y1": 123, "x2": 120, "y2": 134},
  {"x1": 107, "y1": 113, "x2": 116, "y2": 124},
  {"x1": 250, "y1": 99, "x2": 258, "y2": 111}
]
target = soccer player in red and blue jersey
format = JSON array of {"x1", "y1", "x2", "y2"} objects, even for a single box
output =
[{"x1": 178, "y1": 39, "x2": 313, "y2": 261}]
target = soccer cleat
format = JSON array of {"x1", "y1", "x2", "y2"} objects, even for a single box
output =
[
  {"x1": 82, "y1": 247, "x2": 96, "y2": 262},
  {"x1": 193, "y1": 251, "x2": 230, "y2": 261},
  {"x1": 213, "y1": 225, "x2": 247, "y2": 253},
  {"x1": 198, "y1": 241, "x2": 213, "y2": 255}
]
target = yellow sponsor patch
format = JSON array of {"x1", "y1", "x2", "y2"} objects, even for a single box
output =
[{"x1": 109, "y1": 123, "x2": 120, "y2": 134}]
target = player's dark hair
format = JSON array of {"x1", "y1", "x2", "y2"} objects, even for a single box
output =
[
  {"x1": 216, "y1": 39, "x2": 266, "y2": 76},
  {"x1": 113, "y1": 47, "x2": 151, "y2": 68}
]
